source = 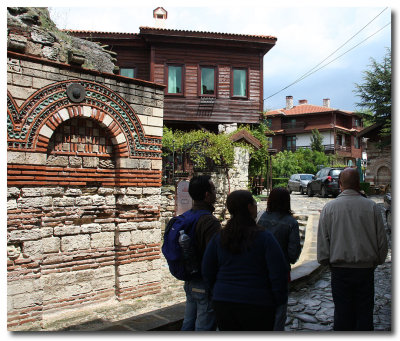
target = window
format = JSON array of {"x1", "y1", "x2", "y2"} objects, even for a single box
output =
[
  {"x1": 167, "y1": 65, "x2": 183, "y2": 94},
  {"x1": 265, "y1": 119, "x2": 272, "y2": 128},
  {"x1": 267, "y1": 136, "x2": 273, "y2": 147},
  {"x1": 286, "y1": 136, "x2": 296, "y2": 151},
  {"x1": 354, "y1": 137, "x2": 360, "y2": 149},
  {"x1": 331, "y1": 169, "x2": 342, "y2": 177},
  {"x1": 120, "y1": 68, "x2": 135, "y2": 78},
  {"x1": 232, "y1": 68, "x2": 247, "y2": 97},
  {"x1": 289, "y1": 119, "x2": 296, "y2": 128},
  {"x1": 354, "y1": 118, "x2": 361, "y2": 127},
  {"x1": 200, "y1": 66, "x2": 215, "y2": 95}
]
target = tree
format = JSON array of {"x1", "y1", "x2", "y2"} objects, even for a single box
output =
[
  {"x1": 245, "y1": 121, "x2": 272, "y2": 179},
  {"x1": 354, "y1": 48, "x2": 391, "y2": 136},
  {"x1": 310, "y1": 129, "x2": 324, "y2": 152}
]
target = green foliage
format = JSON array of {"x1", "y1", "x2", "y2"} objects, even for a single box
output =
[
  {"x1": 273, "y1": 182, "x2": 289, "y2": 189},
  {"x1": 272, "y1": 178, "x2": 289, "y2": 188},
  {"x1": 240, "y1": 121, "x2": 272, "y2": 179},
  {"x1": 310, "y1": 129, "x2": 324, "y2": 152},
  {"x1": 271, "y1": 150, "x2": 300, "y2": 177},
  {"x1": 162, "y1": 127, "x2": 238, "y2": 170},
  {"x1": 354, "y1": 48, "x2": 391, "y2": 136},
  {"x1": 360, "y1": 182, "x2": 371, "y2": 194},
  {"x1": 271, "y1": 149, "x2": 339, "y2": 177}
]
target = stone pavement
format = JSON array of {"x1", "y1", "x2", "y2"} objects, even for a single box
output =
[{"x1": 41, "y1": 193, "x2": 391, "y2": 332}]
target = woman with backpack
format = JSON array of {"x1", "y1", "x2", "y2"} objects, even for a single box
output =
[{"x1": 201, "y1": 190, "x2": 288, "y2": 331}]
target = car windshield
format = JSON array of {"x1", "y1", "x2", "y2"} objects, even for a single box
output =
[
  {"x1": 331, "y1": 169, "x2": 342, "y2": 177},
  {"x1": 300, "y1": 175, "x2": 313, "y2": 180}
]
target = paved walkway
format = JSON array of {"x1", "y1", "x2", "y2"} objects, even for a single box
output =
[{"x1": 41, "y1": 193, "x2": 391, "y2": 332}]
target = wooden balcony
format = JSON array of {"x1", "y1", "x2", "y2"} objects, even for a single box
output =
[
  {"x1": 282, "y1": 144, "x2": 352, "y2": 154},
  {"x1": 281, "y1": 122, "x2": 305, "y2": 131}
]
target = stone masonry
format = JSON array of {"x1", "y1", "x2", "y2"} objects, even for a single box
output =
[{"x1": 7, "y1": 50, "x2": 165, "y2": 330}]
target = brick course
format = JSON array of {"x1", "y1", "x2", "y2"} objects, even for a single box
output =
[{"x1": 7, "y1": 52, "x2": 165, "y2": 330}]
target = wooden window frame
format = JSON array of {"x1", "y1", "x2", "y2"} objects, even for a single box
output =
[
  {"x1": 286, "y1": 135, "x2": 296, "y2": 150},
  {"x1": 231, "y1": 67, "x2": 249, "y2": 99},
  {"x1": 198, "y1": 65, "x2": 217, "y2": 97},
  {"x1": 165, "y1": 63, "x2": 185, "y2": 97},
  {"x1": 119, "y1": 67, "x2": 137, "y2": 79}
]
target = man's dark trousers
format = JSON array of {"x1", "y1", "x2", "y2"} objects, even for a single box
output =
[{"x1": 331, "y1": 267, "x2": 375, "y2": 331}]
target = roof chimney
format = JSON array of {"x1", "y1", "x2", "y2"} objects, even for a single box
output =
[
  {"x1": 286, "y1": 96, "x2": 293, "y2": 109},
  {"x1": 153, "y1": 7, "x2": 167, "y2": 28},
  {"x1": 323, "y1": 98, "x2": 330, "y2": 107},
  {"x1": 298, "y1": 99, "x2": 308, "y2": 105}
]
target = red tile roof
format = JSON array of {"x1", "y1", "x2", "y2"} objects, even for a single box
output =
[{"x1": 266, "y1": 103, "x2": 353, "y2": 116}]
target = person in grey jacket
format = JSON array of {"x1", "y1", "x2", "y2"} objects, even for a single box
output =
[
  {"x1": 257, "y1": 187, "x2": 301, "y2": 331},
  {"x1": 317, "y1": 167, "x2": 388, "y2": 331}
]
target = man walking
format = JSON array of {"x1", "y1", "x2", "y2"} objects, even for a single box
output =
[
  {"x1": 181, "y1": 175, "x2": 221, "y2": 331},
  {"x1": 317, "y1": 167, "x2": 388, "y2": 331}
]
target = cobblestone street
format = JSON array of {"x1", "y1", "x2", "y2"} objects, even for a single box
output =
[
  {"x1": 286, "y1": 251, "x2": 391, "y2": 331},
  {"x1": 285, "y1": 193, "x2": 392, "y2": 331}
]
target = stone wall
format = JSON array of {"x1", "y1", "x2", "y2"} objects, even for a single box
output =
[
  {"x1": 159, "y1": 147, "x2": 251, "y2": 230},
  {"x1": 364, "y1": 143, "x2": 391, "y2": 186},
  {"x1": 7, "y1": 52, "x2": 165, "y2": 330}
]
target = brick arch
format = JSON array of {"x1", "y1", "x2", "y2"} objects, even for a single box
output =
[
  {"x1": 38, "y1": 104, "x2": 129, "y2": 159},
  {"x1": 7, "y1": 80, "x2": 161, "y2": 158},
  {"x1": 376, "y1": 164, "x2": 391, "y2": 185}
]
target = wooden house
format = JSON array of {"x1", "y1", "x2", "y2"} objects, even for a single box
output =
[
  {"x1": 67, "y1": 10, "x2": 277, "y2": 133},
  {"x1": 265, "y1": 96, "x2": 363, "y2": 166}
]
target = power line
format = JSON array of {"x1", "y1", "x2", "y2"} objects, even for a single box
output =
[
  {"x1": 264, "y1": 8, "x2": 390, "y2": 101},
  {"x1": 292, "y1": 22, "x2": 391, "y2": 85},
  {"x1": 297, "y1": 7, "x2": 388, "y2": 83}
]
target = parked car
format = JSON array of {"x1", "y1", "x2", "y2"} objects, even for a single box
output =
[
  {"x1": 288, "y1": 174, "x2": 314, "y2": 195},
  {"x1": 384, "y1": 191, "x2": 391, "y2": 230},
  {"x1": 307, "y1": 167, "x2": 344, "y2": 197}
]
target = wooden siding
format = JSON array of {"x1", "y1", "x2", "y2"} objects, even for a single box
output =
[
  {"x1": 153, "y1": 45, "x2": 263, "y2": 124},
  {"x1": 68, "y1": 32, "x2": 268, "y2": 127},
  {"x1": 115, "y1": 46, "x2": 151, "y2": 81}
]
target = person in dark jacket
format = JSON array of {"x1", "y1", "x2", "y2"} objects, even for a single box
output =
[
  {"x1": 257, "y1": 187, "x2": 301, "y2": 330},
  {"x1": 181, "y1": 175, "x2": 221, "y2": 331},
  {"x1": 202, "y1": 190, "x2": 288, "y2": 331}
]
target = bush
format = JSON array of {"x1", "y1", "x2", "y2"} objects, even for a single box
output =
[
  {"x1": 360, "y1": 182, "x2": 371, "y2": 194},
  {"x1": 273, "y1": 182, "x2": 289, "y2": 189},
  {"x1": 272, "y1": 177, "x2": 289, "y2": 189},
  {"x1": 272, "y1": 178, "x2": 289, "y2": 187}
]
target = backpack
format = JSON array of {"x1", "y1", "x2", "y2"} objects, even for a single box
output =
[{"x1": 162, "y1": 209, "x2": 211, "y2": 281}]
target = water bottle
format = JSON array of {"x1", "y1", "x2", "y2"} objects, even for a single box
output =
[{"x1": 178, "y1": 230, "x2": 199, "y2": 275}]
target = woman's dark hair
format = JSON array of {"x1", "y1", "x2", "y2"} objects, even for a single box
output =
[
  {"x1": 221, "y1": 190, "x2": 262, "y2": 254},
  {"x1": 267, "y1": 187, "x2": 293, "y2": 215},
  {"x1": 188, "y1": 175, "x2": 212, "y2": 201}
]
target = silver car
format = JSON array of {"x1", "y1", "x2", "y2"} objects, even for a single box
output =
[{"x1": 288, "y1": 174, "x2": 314, "y2": 195}]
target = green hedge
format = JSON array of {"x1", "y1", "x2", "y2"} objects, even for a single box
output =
[
  {"x1": 272, "y1": 178, "x2": 289, "y2": 188},
  {"x1": 360, "y1": 182, "x2": 371, "y2": 194}
]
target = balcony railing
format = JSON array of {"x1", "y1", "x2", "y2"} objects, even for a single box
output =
[
  {"x1": 282, "y1": 144, "x2": 352, "y2": 153},
  {"x1": 281, "y1": 122, "x2": 305, "y2": 130}
]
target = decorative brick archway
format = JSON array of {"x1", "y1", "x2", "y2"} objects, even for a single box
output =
[{"x1": 7, "y1": 58, "x2": 165, "y2": 330}]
